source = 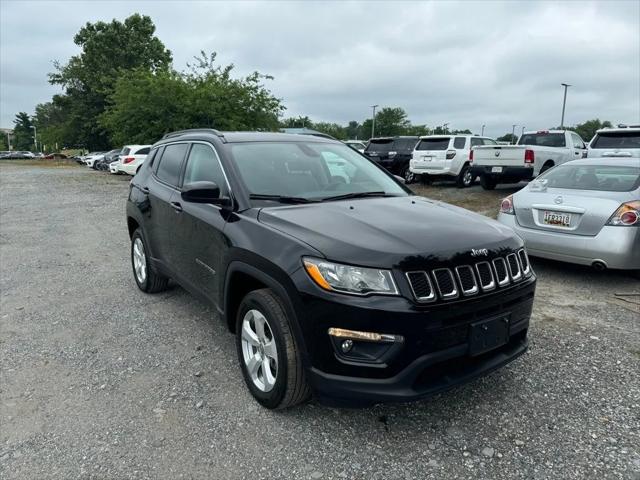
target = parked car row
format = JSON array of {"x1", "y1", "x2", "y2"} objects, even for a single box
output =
[
  {"x1": 361, "y1": 125, "x2": 640, "y2": 190},
  {"x1": 77, "y1": 145, "x2": 152, "y2": 175},
  {"x1": 0, "y1": 151, "x2": 39, "y2": 159}
]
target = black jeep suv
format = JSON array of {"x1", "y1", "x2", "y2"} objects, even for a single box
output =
[
  {"x1": 364, "y1": 136, "x2": 419, "y2": 183},
  {"x1": 127, "y1": 129, "x2": 536, "y2": 409}
]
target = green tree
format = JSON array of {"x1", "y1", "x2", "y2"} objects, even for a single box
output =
[
  {"x1": 49, "y1": 14, "x2": 172, "y2": 149},
  {"x1": 374, "y1": 107, "x2": 411, "y2": 137},
  {"x1": 345, "y1": 121, "x2": 363, "y2": 140},
  {"x1": 567, "y1": 119, "x2": 613, "y2": 142},
  {"x1": 100, "y1": 52, "x2": 284, "y2": 145},
  {"x1": 497, "y1": 133, "x2": 517, "y2": 144},
  {"x1": 313, "y1": 122, "x2": 347, "y2": 140},
  {"x1": 13, "y1": 112, "x2": 34, "y2": 150},
  {"x1": 280, "y1": 116, "x2": 314, "y2": 129},
  {"x1": 0, "y1": 134, "x2": 7, "y2": 151}
]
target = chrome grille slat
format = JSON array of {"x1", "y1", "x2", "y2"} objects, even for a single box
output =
[
  {"x1": 455, "y1": 265, "x2": 478, "y2": 296},
  {"x1": 507, "y1": 253, "x2": 522, "y2": 281},
  {"x1": 405, "y1": 271, "x2": 436, "y2": 302},
  {"x1": 492, "y1": 258, "x2": 510, "y2": 286},
  {"x1": 518, "y1": 249, "x2": 530, "y2": 276},
  {"x1": 475, "y1": 261, "x2": 496, "y2": 291},
  {"x1": 432, "y1": 268, "x2": 459, "y2": 299}
]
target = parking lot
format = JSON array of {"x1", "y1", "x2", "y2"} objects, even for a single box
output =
[{"x1": 1, "y1": 162, "x2": 639, "y2": 479}]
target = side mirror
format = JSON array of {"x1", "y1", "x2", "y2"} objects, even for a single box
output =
[{"x1": 181, "y1": 181, "x2": 226, "y2": 204}]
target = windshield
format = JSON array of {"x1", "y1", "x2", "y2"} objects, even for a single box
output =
[
  {"x1": 518, "y1": 133, "x2": 566, "y2": 147},
  {"x1": 537, "y1": 164, "x2": 640, "y2": 192},
  {"x1": 590, "y1": 131, "x2": 640, "y2": 149},
  {"x1": 228, "y1": 141, "x2": 409, "y2": 201}
]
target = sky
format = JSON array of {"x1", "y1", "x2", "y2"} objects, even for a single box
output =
[{"x1": 1, "y1": 0, "x2": 639, "y2": 137}]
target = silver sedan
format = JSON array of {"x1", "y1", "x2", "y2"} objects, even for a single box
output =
[{"x1": 497, "y1": 157, "x2": 639, "y2": 272}]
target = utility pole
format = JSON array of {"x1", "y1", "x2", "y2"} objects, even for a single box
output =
[
  {"x1": 511, "y1": 124, "x2": 517, "y2": 144},
  {"x1": 370, "y1": 105, "x2": 378, "y2": 139},
  {"x1": 30, "y1": 125, "x2": 38, "y2": 152},
  {"x1": 481, "y1": 124, "x2": 485, "y2": 136},
  {"x1": 560, "y1": 83, "x2": 571, "y2": 128},
  {"x1": 6, "y1": 131, "x2": 11, "y2": 151},
  {"x1": 521, "y1": 126, "x2": 525, "y2": 138}
]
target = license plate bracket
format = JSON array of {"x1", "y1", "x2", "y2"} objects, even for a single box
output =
[
  {"x1": 469, "y1": 316, "x2": 510, "y2": 356},
  {"x1": 491, "y1": 166, "x2": 503, "y2": 173}
]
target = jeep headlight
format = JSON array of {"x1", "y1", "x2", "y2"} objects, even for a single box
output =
[{"x1": 303, "y1": 257, "x2": 398, "y2": 296}]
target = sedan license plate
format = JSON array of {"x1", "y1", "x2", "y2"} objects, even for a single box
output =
[
  {"x1": 543, "y1": 211, "x2": 571, "y2": 227},
  {"x1": 491, "y1": 166, "x2": 503, "y2": 173},
  {"x1": 469, "y1": 317, "x2": 510, "y2": 356}
]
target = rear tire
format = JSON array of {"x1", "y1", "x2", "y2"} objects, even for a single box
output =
[
  {"x1": 401, "y1": 165, "x2": 415, "y2": 184},
  {"x1": 480, "y1": 175, "x2": 497, "y2": 190},
  {"x1": 236, "y1": 289, "x2": 311, "y2": 409},
  {"x1": 131, "y1": 228, "x2": 169, "y2": 293},
  {"x1": 456, "y1": 163, "x2": 474, "y2": 188}
]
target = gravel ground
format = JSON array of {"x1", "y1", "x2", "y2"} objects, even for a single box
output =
[{"x1": 1, "y1": 162, "x2": 639, "y2": 480}]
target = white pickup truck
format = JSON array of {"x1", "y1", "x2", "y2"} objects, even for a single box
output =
[{"x1": 470, "y1": 130, "x2": 587, "y2": 190}]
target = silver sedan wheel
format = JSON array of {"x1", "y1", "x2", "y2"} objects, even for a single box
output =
[
  {"x1": 132, "y1": 237, "x2": 147, "y2": 284},
  {"x1": 241, "y1": 309, "x2": 278, "y2": 392},
  {"x1": 463, "y1": 168, "x2": 473, "y2": 186}
]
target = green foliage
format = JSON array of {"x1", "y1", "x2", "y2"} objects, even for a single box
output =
[
  {"x1": 13, "y1": 112, "x2": 34, "y2": 150},
  {"x1": 0, "y1": 134, "x2": 7, "y2": 151},
  {"x1": 100, "y1": 52, "x2": 284, "y2": 145},
  {"x1": 280, "y1": 116, "x2": 314, "y2": 128},
  {"x1": 372, "y1": 107, "x2": 411, "y2": 137},
  {"x1": 48, "y1": 14, "x2": 172, "y2": 149},
  {"x1": 561, "y1": 119, "x2": 613, "y2": 142},
  {"x1": 312, "y1": 122, "x2": 347, "y2": 140},
  {"x1": 497, "y1": 133, "x2": 518, "y2": 143}
]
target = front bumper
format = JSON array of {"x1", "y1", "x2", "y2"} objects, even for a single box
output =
[
  {"x1": 498, "y1": 214, "x2": 640, "y2": 270},
  {"x1": 471, "y1": 165, "x2": 534, "y2": 182},
  {"x1": 291, "y1": 268, "x2": 536, "y2": 406}
]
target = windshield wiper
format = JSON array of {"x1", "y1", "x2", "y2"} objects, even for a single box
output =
[
  {"x1": 320, "y1": 191, "x2": 394, "y2": 202},
  {"x1": 249, "y1": 194, "x2": 316, "y2": 204}
]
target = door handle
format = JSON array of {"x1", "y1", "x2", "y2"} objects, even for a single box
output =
[
  {"x1": 140, "y1": 186, "x2": 149, "y2": 194},
  {"x1": 170, "y1": 201, "x2": 183, "y2": 212}
]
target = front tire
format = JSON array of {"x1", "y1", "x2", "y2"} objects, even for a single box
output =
[
  {"x1": 236, "y1": 289, "x2": 311, "y2": 409},
  {"x1": 480, "y1": 175, "x2": 497, "y2": 190},
  {"x1": 456, "y1": 163, "x2": 474, "y2": 188},
  {"x1": 131, "y1": 228, "x2": 169, "y2": 293}
]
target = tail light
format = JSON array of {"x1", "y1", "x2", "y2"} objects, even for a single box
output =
[
  {"x1": 607, "y1": 201, "x2": 640, "y2": 226},
  {"x1": 500, "y1": 195, "x2": 515, "y2": 215},
  {"x1": 446, "y1": 149, "x2": 456, "y2": 160},
  {"x1": 524, "y1": 149, "x2": 535, "y2": 164},
  {"x1": 469, "y1": 149, "x2": 474, "y2": 163},
  {"x1": 123, "y1": 156, "x2": 135, "y2": 164}
]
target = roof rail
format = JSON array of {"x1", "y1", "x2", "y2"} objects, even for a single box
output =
[{"x1": 162, "y1": 128, "x2": 225, "y2": 140}]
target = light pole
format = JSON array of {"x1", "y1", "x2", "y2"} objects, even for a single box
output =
[
  {"x1": 6, "y1": 131, "x2": 11, "y2": 151},
  {"x1": 30, "y1": 125, "x2": 38, "y2": 152},
  {"x1": 521, "y1": 126, "x2": 525, "y2": 138},
  {"x1": 443, "y1": 123, "x2": 449, "y2": 133},
  {"x1": 481, "y1": 124, "x2": 486, "y2": 136},
  {"x1": 560, "y1": 83, "x2": 571, "y2": 128},
  {"x1": 511, "y1": 124, "x2": 517, "y2": 144},
  {"x1": 370, "y1": 105, "x2": 378, "y2": 139}
]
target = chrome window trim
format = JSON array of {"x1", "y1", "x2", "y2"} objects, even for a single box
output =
[
  {"x1": 405, "y1": 271, "x2": 436, "y2": 303},
  {"x1": 475, "y1": 261, "x2": 496, "y2": 291}
]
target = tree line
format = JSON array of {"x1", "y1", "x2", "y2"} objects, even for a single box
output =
[{"x1": 2, "y1": 14, "x2": 617, "y2": 152}]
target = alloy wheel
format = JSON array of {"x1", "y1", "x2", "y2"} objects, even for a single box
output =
[
  {"x1": 132, "y1": 237, "x2": 147, "y2": 284},
  {"x1": 241, "y1": 309, "x2": 278, "y2": 392}
]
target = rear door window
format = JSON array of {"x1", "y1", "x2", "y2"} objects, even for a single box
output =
[
  {"x1": 590, "y1": 131, "x2": 640, "y2": 149},
  {"x1": 454, "y1": 137, "x2": 467, "y2": 149},
  {"x1": 415, "y1": 138, "x2": 451, "y2": 151},
  {"x1": 155, "y1": 143, "x2": 188, "y2": 187}
]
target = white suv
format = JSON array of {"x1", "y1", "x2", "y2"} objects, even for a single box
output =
[
  {"x1": 115, "y1": 145, "x2": 151, "y2": 175},
  {"x1": 409, "y1": 135, "x2": 497, "y2": 187},
  {"x1": 587, "y1": 125, "x2": 640, "y2": 158}
]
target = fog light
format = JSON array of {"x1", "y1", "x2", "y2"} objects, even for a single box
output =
[{"x1": 341, "y1": 339, "x2": 354, "y2": 353}]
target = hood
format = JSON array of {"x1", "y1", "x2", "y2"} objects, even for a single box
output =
[{"x1": 257, "y1": 196, "x2": 521, "y2": 269}]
